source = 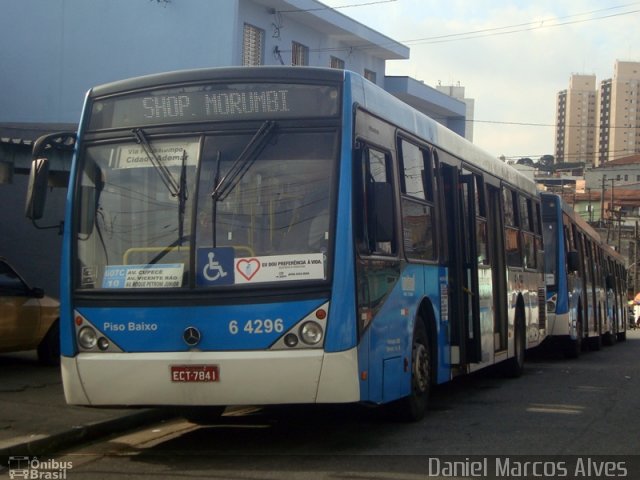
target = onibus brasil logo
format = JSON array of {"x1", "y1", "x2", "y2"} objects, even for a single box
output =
[{"x1": 7, "y1": 457, "x2": 72, "y2": 479}]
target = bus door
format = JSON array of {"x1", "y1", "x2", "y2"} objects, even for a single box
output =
[
  {"x1": 487, "y1": 185, "x2": 508, "y2": 352},
  {"x1": 441, "y1": 163, "x2": 481, "y2": 365}
]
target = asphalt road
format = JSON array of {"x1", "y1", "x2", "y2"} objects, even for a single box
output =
[{"x1": 18, "y1": 329, "x2": 640, "y2": 479}]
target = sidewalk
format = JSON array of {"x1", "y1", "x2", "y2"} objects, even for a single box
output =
[{"x1": 0, "y1": 350, "x2": 171, "y2": 458}]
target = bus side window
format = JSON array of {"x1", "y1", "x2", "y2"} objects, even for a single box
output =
[
  {"x1": 521, "y1": 197, "x2": 537, "y2": 270},
  {"x1": 355, "y1": 145, "x2": 396, "y2": 255},
  {"x1": 503, "y1": 187, "x2": 522, "y2": 267},
  {"x1": 398, "y1": 139, "x2": 436, "y2": 261},
  {"x1": 474, "y1": 176, "x2": 489, "y2": 266}
]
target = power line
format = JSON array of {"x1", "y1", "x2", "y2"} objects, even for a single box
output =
[
  {"x1": 502, "y1": 147, "x2": 640, "y2": 161},
  {"x1": 400, "y1": 3, "x2": 640, "y2": 44},
  {"x1": 278, "y1": 0, "x2": 398, "y2": 14},
  {"x1": 468, "y1": 118, "x2": 640, "y2": 130},
  {"x1": 297, "y1": 2, "x2": 640, "y2": 53},
  {"x1": 401, "y1": 4, "x2": 640, "y2": 46}
]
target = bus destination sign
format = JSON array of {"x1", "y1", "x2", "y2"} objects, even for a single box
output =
[{"x1": 89, "y1": 83, "x2": 340, "y2": 129}]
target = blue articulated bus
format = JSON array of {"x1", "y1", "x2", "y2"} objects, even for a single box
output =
[
  {"x1": 541, "y1": 192, "x2": 627, "y2": 358},
  {"x1": 27, "y1": 67, "x2": 546, "y2": 421}
]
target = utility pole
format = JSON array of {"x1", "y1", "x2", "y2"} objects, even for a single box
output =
[
  {"x1": 635, "y1": 221, "x2": 638, "y2": 295},
  {"x1": 600, "y1": 176, "x2": 605, "y2": 227},
  {"x1": 612, "y1": 179, "x2": 617, "y2": 249}
]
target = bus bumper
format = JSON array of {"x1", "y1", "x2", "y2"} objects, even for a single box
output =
[{"x1": 61, "y1": 348, "x2": 360, "y2": 406}]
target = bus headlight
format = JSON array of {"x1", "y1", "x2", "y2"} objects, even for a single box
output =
[
  {"x1": 300, "y1": 321, "x2": 323, "y2": 345},
  {"x1": 547, "y1": 294, "x2": 557, "y2": 313},
  {"x1": 78, "y1": 327, "x2": 97, "y2": 349},
  {"x1": 283, "y1": 333, "x2": 299, "y2": 348},
  {"x1": 97, "y1": 337, "x2": 110, "y2": 351},
  {"x1": 269, "y1": 302, "x2": 329, "y2": 350}
]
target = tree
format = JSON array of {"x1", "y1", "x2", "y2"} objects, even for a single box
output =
[{"x1": 539, "y1": 154, "x2": 554, "y2": 167}]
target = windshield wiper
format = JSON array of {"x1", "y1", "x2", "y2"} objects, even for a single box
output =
[
  {"x1": 211, "y1": 120, "x2": 276, "y2": 202},
  {"x1": 132, "y1": 128, "x2": 189, "y2": 246},
  {"x1": 133, "y1": 128, "x2": 182, "y2": 196}
]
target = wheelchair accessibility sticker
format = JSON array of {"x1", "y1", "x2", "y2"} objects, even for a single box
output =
[
  {"x1": 197, "y1": 247, "x2": 235, "y2": 286},
  {"x1": 197, "y1": 248, "x2": 326, "y2": 286}
]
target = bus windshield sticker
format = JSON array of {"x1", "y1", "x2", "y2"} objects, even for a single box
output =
[
  {"x1": 102, "y1": 264, "x2": 184, "y2": 288},
  {"x1": 115, "y1": 140, "x2": 199, "y2": 170},
  {"x1": 234, "y1": 253, "x2": 325, "y2": 284},
  {"x1": 197, "y1": 247, "x2": 235, "y2": 286},
  {"x1": 196, "y1": 250, "x2": 325, "y2": 286}
]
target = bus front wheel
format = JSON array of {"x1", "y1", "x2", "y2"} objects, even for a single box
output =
[
  {"x1": 503, "y1": 314, "x2": 525, "y2": 378},
  {"x1": 389, "y1": 318, "x2": 431, "y2": 422}
]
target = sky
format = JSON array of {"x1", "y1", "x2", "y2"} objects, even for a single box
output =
[{"x1": 323, "y1": 0, "x2": 640, "y2": 161}]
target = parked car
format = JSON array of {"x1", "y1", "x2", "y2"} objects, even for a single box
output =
[{"x1": 0, "y1": 257, "x2": 60, "y2": 365}]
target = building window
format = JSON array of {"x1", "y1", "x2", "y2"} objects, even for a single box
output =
[
  {"x1": 364, "y1": 69, "x2": 377, "y2": 84},
  {"x1": 242, "y1": 24, "x2": 264, "y2": 66},
  {"x1": 330, "y1": 56, "x2": 345, "y2": 69},
  {"x1": 292, "y1": 42, "x2": 309, "y2": 66}
]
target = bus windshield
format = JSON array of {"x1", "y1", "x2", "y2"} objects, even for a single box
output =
[{"x1": 75, "y1": 128, "x2": 337, "y2": 290}]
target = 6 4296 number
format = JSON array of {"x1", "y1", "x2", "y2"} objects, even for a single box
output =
[{"x1": 228, "y1": 318, "x2": 284, "y2": 335}]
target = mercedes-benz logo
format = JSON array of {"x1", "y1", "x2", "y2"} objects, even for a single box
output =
[{"x1": 183, "y1": 326, "x2": 201, "y2": 347}]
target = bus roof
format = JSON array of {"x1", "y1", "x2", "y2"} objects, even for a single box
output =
[
  {"x1": 88, "y1": 66, "x2": 345, "y2": 98},
  {"x1": 345, "y1": 70, "x2": 538, "y2": 196}
]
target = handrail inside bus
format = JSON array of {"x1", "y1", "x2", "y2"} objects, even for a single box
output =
[{"x1": 122, "y1": 245, "x2": 256, "y2": 264}]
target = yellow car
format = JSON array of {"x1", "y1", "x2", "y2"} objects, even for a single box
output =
[{"x1": 0, "y1": 257, "x2": 60, "y2": 365}]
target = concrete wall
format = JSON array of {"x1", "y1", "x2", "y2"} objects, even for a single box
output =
[
  {"x1": 0, "y1": 0, "x2": 238, "y2": 124},
  {"x1": 0, "y1": 174, "x2": 66, "y2": 298}
]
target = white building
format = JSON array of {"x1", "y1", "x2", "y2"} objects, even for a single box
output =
[
  {"x1": 436, "y1": 83, "x2": 475, "y2": 142},
  {"x1": 0, "y1": 0, "x2": 468, "y2": 294}
]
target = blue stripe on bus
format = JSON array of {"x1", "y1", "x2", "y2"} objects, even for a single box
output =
[
  {"x1": 324, "y1": 72, "x2": 358, "y2": 354},
  {"x1": 76, "y1": 298, "x2": 327, "y2": 352}
]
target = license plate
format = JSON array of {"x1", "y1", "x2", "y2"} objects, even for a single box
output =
[{"x1": 170, "y1": 365, "x2": 219, "y2": 382}]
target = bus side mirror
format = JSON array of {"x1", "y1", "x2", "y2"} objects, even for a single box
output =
[
  {"x1": 25, "y1": 158, "x2": 50, "y2": 220},
  {"x1": 567, "y1": 250, "x2": 580, "y2": 273},
  {"x1": 25, "y1": 131, "x2": 76, "y2": 228},
  {"x1": 373, "y1": 182, "x2": 394, "y2": 243}
]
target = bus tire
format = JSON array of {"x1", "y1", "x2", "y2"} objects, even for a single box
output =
[
  {"x1": 389, "y1": 318, "x2": 431, "y2": 422},
  {"x1": 503, "y1": 313, "x2": 525, "y2": 378},
  {"x1": 37, "y1": 320, "x2": 60, "y2": 366}
]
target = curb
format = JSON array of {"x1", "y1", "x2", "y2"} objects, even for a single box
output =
[{"x1": 0, "y1": 408, "x2": 174, "y2": 460}]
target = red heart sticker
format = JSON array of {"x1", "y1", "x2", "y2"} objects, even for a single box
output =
[{"x1": 236, "y1": 258, "x2": 261, "y2": 281}]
